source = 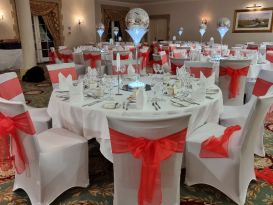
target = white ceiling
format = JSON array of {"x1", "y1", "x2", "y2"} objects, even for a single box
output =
[{"x1": 105, "y1": 0, "x2": 191, "y2": 4}]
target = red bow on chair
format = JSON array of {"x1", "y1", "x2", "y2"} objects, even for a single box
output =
[
  {"x1": 60, "y1": 53, "x2": 73, "y2": 63},
  {"x1": 138, "y1": 52, "x2": 150, "y2": 70},
  {"x1": 170, "y1": 63, "x2": 183, "y2": 75},
  {"x1": 199, "y1": 125, "x2": 241, "y2": 158},
  {"x1": 84, "y1": 54, "x2": 101, "y2": 68},
  {"x1": 0, "y1": 112, "x2": 36, "y2": 174},
  {"x1": 49, "y1": 51, "x2": 58, "y2": 64},
  {"x1": 219, "y1": 66, "x2": 249, "y2": 99},
  {"x1": 110, "y1": 128, "x2": 187, "y2": 205}
]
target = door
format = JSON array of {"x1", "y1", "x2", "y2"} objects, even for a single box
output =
[
  {"x1": 32, "y1": 16, "x2": 54, "y2": 63},
  {"x1": 148, "y1": 15, "x2": 169, "y2": 44}
]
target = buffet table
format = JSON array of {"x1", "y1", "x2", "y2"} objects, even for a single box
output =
[
  {"x1": 0, "y1": 49, "x2": 22, "y2": 71},
  {"x1": 47, "y1": 76, "x2": 223, "y2": 162}
]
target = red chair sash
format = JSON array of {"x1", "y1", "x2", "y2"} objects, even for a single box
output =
[
  {"x1": 266, "y1": 47, "x2": 273, "y2": 51},
  {"x1": 113, "y1": 53, "x2": 129, "y2": 60},
  {"x1": 0, "y1": 112, "x2": 36, "y2": 174},
  {"x1": 110, "y1": 128, "x2": 188, "y2": 205},
  {"x1": 170, "y1": 63, "x2": 183, "y2": 75},
  {"x1": 83, "y1": 54, "x2": 101, "y2": 68},
  {"x1": 153, "y1": 55, "x2": 168, "y2": 66},
  {"x1": 253, "y1": 78, "x2": 273, "y2": 97},
  {"x1": 60, "y1": 53, "x2": 73, "y2": 63},
  {"x1": 49, "y1": 67, "x2": 77, "y2": 84},
  {"x1": 49, "y1": 51, "x2": 58, "y2": 64},
  {"x1": 219, "y1": 66, "x2": 249, "y2": 99},
  {"x1": 255, "y1": 167, "x2": 273, "y2": 184},
  {"x1": 138, "y1": 52, "x2": 150, "y2": 70},
  {"x1": 189, "y1": 67, "x2": 212, "y2": 78},
  {"x1": 199, "y1": 125, "x2": 241, "y2": 158},
  {"x1": 266, "y1": 52, "x2": 273, "y2": 63},
  {"x1": 0, "y1": 77, "x2": 22, "y2": 100}
]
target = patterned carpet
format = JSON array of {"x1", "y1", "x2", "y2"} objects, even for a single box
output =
[{"x1": 0, "y1": 77, "x2": 273, "y2": 205}]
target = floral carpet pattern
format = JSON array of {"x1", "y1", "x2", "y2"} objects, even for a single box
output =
[{"x1": 0, "y1": 76, "x2": 273, "y2": 205}]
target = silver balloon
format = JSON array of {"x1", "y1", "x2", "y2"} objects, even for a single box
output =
[
  {"x1": 125, "y1": 8, "x2": 149, "y2": 29},
  {"x1": 177, "y1": 27, "x2": 184, "y2": 36},
  {"x1": 200, "y1": 23, "x2": 207, "y2": 30},
  {"x1": 113, "y1": 27, "x2": 119, "y2": 36},
  {"x1": 217, "y1": 17, "x2": 231, "y2": 28},
  {"x1": 96, "y1": 22, "x2": 105, "y2": 30}
]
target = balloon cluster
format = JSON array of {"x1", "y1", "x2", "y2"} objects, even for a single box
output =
[
  {"x1": 96, "y1": 23, "x2": 105, "y2": 38},
  {"x1": 113, "y1": 27, "x2": 119, "y2": 36},
  {"x1": 177, "y1": 27, "x2": 184, "y2": 37},
  {"x1": 217, "y1": 17, "x2": 231, "y2": 39}
]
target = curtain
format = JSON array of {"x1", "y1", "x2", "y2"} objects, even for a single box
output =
[{"x1": 30, "y1": 0, "x2": 62, "y2": 47}]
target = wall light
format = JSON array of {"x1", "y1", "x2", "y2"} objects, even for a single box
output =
[
  {"x1": 0, "y1": 12, "x2": 4, "y2": 21},
  {"x1": 246, "y1": 3, "x2": 262, "y2": 9},
  {"x1": 77, "y1": 18, "x2": 84, "y2": 25},
  {"x1": 201, "y1": 18, "x2": 208, "y2": 25}
]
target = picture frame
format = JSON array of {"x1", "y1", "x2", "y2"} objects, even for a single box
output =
[{"x1": 233, "y1": 8, "x2": 273, "y2": 33}]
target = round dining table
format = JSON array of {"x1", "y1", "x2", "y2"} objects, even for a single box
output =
[{"x1": 47, "y1": 76, "x2": 223, "y2": 162}]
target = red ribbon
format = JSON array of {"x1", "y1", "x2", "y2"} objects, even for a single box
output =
[
  {"x1": 266, "y1": 47, "x2": 273, "y2": 51},
  {"x1": 255, "y1": 168, "x2": 273, "y2": 184},
  {"x1": 189, "y1": 67, "x2": 213, "y2": 78},
  {"x1": 219, "y1": 66, "x2": 249, "y2": 99},
  {"x1": 48, "y1": 67, "x2": 77, "y2": 84},
  {"x1": 0, "y1": 112, "x2": 36, "y2": 174},
  {"x1": 83, "y1": 53, "x2": 101, "y2": 68},
  {"x1": 113, "y1": 53, "x2": 129, "y2": 60},
  {"x1": 170, "y1": 62, "x2": 184, "y2": 75},
  {"x1": 253, "y1": 78, "x2": 273, "y2": 97},
  {"x1": 199, "y1": 125, "x2": 241, "y2": 158},
  {"x1": 138, "y1": 51, "x2": 150, "y2": 70},
  {"x1": 110, "y1": 128, "x2": 188, "y2": 205},
  {"x1": 49, "y1": 51, "x2": 58, "y2": 64},
  {"x1": 266, "y1": 52, "x2": 273, "y2": 63},
  {"x1": 60, "y1": 53, "x2": 73, "y2": 63},
  {"x1": 0, "y1": 77, "x2": 22, "y2": 100}
]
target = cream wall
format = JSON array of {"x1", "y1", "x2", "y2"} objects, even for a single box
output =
[
  {"x1": 0, "y1": 0, "x2": 17, "y2": 40},
  {"x1": 62, "y1": 0, "x2": 96, "y2": 48},
  {"x1": 141, "y1": 0, "x2": 273, "y2": 46}
]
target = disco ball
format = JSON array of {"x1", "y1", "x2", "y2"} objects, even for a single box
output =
[
  {"x1": 217, "y1": 17, "x2": 231, "y2": 28},
  {"x1": 125, "y1": 8, "x2": 149, "y2": 29}
]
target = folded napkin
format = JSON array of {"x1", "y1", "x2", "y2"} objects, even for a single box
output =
[
  {"x1": 191, "y1": 83, "x2": 206, "y2": 102},
  {"x1": 69, "y1": 82, "x2": 83, "y2": 104},
  {"x1": 176, "y1": 65, "x2": 188, "y2": 77},
  {"x1": 88, "y1": 67, "x2": 98, "y2": 76},
  {"x1": 136, "y1": 87, "x2": 147, "y2": 109},
  {"x1": 200, "y1": 72, "x2": 215, "y2": 89},
  {"x1": 58, "y1": 73, "x2": 73, "y2": 91}
]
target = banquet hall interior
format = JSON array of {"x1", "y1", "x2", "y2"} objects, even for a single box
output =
[{"x1": 1, "y1": 0, "x2": 273, "y2": 204}]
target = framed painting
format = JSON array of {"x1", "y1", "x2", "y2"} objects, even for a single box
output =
[{"x1": 233, "y1": 8, "x2": 273, "y2": 33}]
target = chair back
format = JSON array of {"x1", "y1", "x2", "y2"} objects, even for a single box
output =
[
  {"x1": 47, "y1": 63, "x2": 77, "y2": 88},
  {"x1": 0, "y1": 98, "x2": 40, "y2": 187},
  {"x1": 112, "y1": 59, "x2": 138, "y2": 75},
  {"x1": 219, "y1": 59, "x2": 251, "y2": 105},
  {"x1": 170, "y1": 57, "x2": 189, "y2": 75},
  {"x1": 173, "y1": 49, "x2": 187, "y2": 58},
  {"x1": 0, "y1": 72, "x2": 25, "y2": 102},
  {"x1": 83, "y1": 50, "x2": 101, "y2": 68},
  {"x1": 266, "y1": 45, "x2": 273, "y2": 51},
  {"x1": 253, "y1": 69, "x2": 273, "y2": 96},
  {"x1": 266, "y1": 51, "x2": 273, "y2": 63},
  {"x1": 59, "y1": 49, "x2": 73, "y2": 63},
  {"x1": 184, "y1": 61, "x2": 214, "y2": 78},
  {"x1": 246, "y1": 44, "x2": 259, "y2": 50},
  {"x1": 108, "y1": 113, "x2": 190, "y2": 205},
  {"x1": 113, "y1": 51, "x2": 130, "y2": 60}
]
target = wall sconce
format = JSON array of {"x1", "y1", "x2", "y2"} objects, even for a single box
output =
[
  {"x1": 78, "y1": 18, "x2": 84, "y2": 25},
  {"x1": 0, "y1": 12, "x2": 4, "y2": 21},
  {"x1": 246, "y1": 3, "x2": 262, "y2": 9},
  {"x1": 201, "y1": 18, "x2": 208, "y2": 25}
]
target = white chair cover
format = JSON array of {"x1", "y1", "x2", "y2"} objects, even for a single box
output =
[
  {"x1": 219, "y1": 59, "x2": 251, "y2": 105},
  {"x1": 108, "y1": 113, "x2": 191, "y2": 205},
  {"x1": 0, "y1": 72, "x2": 51, "y2": 134},
  {"x1": 0, "y1": 99, "x2": 89, "y2": 205},
  {"x1": 185, "y1": 93, "x2": 273, "y2": 204}
]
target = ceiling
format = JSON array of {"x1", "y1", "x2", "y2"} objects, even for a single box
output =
[{"x1": 106, "y1": 0, "x2": 186, "y2": 3}]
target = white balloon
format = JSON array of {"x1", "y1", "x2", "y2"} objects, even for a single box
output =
[{"x1": 125, "y1": 8, "x2": 150, "y2": 29}]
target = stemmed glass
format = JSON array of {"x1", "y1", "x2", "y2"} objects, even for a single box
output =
[
  {"x1": 104, "y1": 76, "x2": 116, "y2": 101},
  {"x1": 115, "y1": 64, "x2": 126, "y2": 95}
]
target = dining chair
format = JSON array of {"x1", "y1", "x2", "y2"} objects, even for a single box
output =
[
  {"x1": 113, "y1": 50, "x2": 130, "y2": 60},
  {"x1": 59, "y1": 49, "x2": 74, "y2": 63},
  {"x1": 0, "y1": 98, "x2": 89, "y2": 205},
  {"x1": 246, "y1": 44, "x2": 259, "y2": 50},
  {"x1": 138, "y1": 48, "x2": 150, "y2": 72},
  {"x1": 184, "y1": 61, "x2": 214, "y2": 78},
  {"x1": 170, "y1": 57, "x2": 189, "y2": 75},
  {"x1": 185, "y1": 94, "x2": 271, "y2": 205},
  {"x1": 48, "y1": 47, "x2": 59, "y2": 64},
  {"x1": 111, "y1": 59, "x2": 138, "y2": 75},
  {"x1": 47, "y1": 63, "x2": 78, "y2": 89},
  {"x1": 108, "y1": 113, "x2": 191, "y2": 205},
  {"x1": 173, "y1": 49, "x2": 188, "y2": 58},
  {"x1": 218, "y1": 59, "x2": 251, "y2": 105},
  {"x1": 83, "y1": 50, "x2": 101, "y2": 69},
  {"x1": 0, "y1": 72, "x2": 51, "y2": 134},
  {"x1": 152, "y1": 51, "x2": 169, "y2": 73},
  {"x1": 220, "y1": 69, "x2": 273, "y2": 156}
]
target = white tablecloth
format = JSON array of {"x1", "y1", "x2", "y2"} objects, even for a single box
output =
[
  {"x1": 0, "y1": 49, "x2": 22, "y2": 71},
  {"x1": 47, "y1": 79, "x2": 223, "y2": 162}
]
